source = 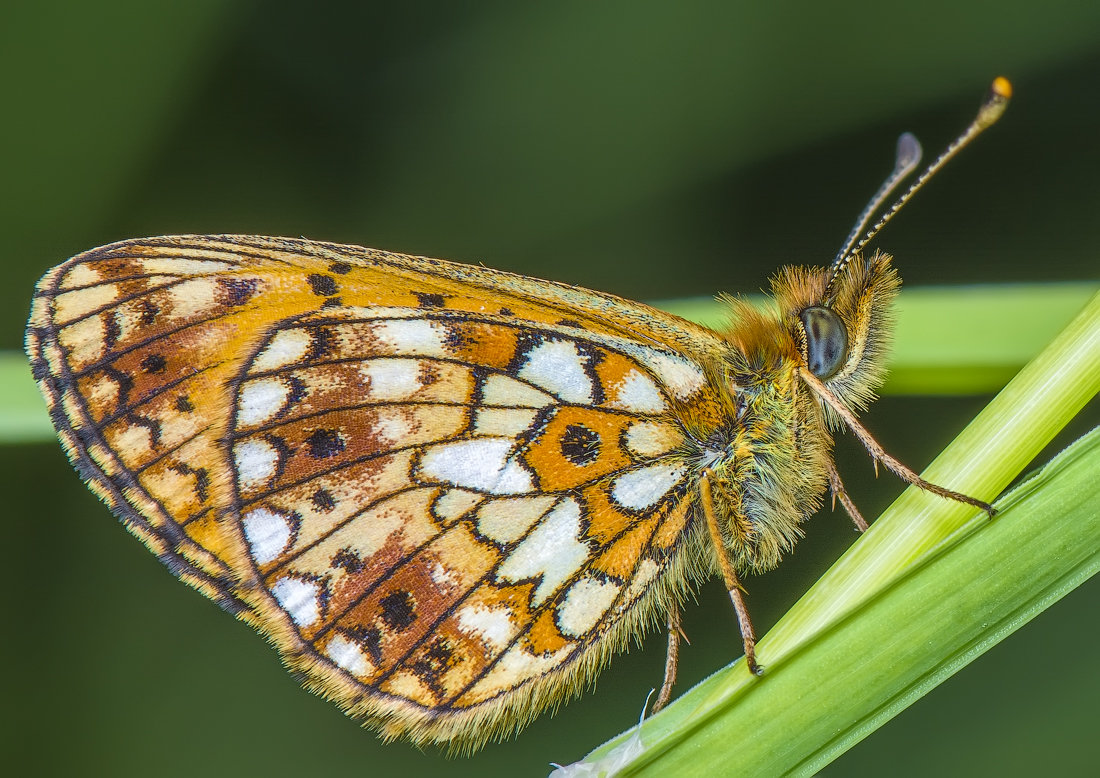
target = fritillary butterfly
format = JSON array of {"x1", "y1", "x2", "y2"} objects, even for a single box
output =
[{"x1": 25, "y1": 80, "x2": 1009, "y2": 750}]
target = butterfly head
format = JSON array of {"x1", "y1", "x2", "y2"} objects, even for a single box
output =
[
  {"x1": 774, "y1": 250, "x2": 900, "y2": 424},
  {"x1": 775, "y1": 76, "x2": 1010, "y2": 424}
]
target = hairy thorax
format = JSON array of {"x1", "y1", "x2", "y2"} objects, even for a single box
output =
[{"x1": 690, "y1": 342, "x2": 832, "y2": 575}]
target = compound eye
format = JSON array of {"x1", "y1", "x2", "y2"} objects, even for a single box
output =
[{"x1": 800, "y1": 306, "x2": 848, "y2": 379}]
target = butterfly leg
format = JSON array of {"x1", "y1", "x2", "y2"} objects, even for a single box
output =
[
  {"x1": 651, "y1": 607, "x2": 688, "y2": 714},
  {"x1": 800, "y1": 368, "x2": 995, "y2": 516},
  {"x1": 826, "y1": 458, "x2": 868, "y2": 531},
  {"x1": 700, "y1": 469, "x2": 763, "y2": 677}
]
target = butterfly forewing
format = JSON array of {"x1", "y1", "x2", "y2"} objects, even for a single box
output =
[{"x1": 27, "y1": 235, "x2": 726, "y2": 745}]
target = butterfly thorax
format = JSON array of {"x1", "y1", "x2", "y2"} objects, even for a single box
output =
[{"x1": 684, "y1": 347, "x2": 830, "y2": 574}]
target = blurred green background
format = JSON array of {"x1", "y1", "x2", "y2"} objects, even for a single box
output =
[{"x1": 2, "y1": 2, "x2": 1097, "y2": 775}]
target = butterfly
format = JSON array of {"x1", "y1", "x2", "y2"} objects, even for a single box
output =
[{"x1": 24, "y1": 79, "x2": 1009, "y2": 751}]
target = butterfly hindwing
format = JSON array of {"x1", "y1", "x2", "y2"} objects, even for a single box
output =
[{"x1": 226, "y1": 306, "x2": 708, "y2": 740}]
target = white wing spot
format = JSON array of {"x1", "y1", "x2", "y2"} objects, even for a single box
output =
[
  {"x1": 139, "y1": 257, "x2": 235, "y2": 276},
  {"x1": 623, "y1": 420, "x2": 681, "y2": 458},
  {"x1": 233, "y1": 438, "x2": 280, "y2": 491},
  {"x1": 432, "y1": 489, "x2": 485, "y2": 523},
  {"x1": 518, "y1": 339, "x2": 593, "y2": 403},
  {"x1": 456, "y1": 603, "x2": 515, "y2": 650},
  {"x1": 470, "y1": 643, "x2": 574, "y2": 698},
  {"x1": 54, "y1": 284, "x2": 119, "y2": 324},
  {"x1": 419, "y1": 438, "x2": 534, "y2": 494},
  {"x1": 253, "y1": 328, "x2": 312, "y2": 371},
  {"x1": 608, "y1": 369, "x2": 667, "y2": 413},
  {"x1": 373, "y1": 409, "x2": 411, "y2": 443},
  {"x1": 612, "y1": 462, "x2": 687, "y2": 510},
  {"x1": 630, "y1": 348, "x2": 706, "y2": 400},
  {"x1": 60, "y1": 315, "x2": 106, "y2": 366},
  {"x1": 472, "y1": 407, "x2": 539, "y2": 437},
  {"x1": 109, "y1": 422, "x2": 156, "y2": 458},
  {"x1": 360, "y1": 359, "x2": 423, "y2": 400},
  {"x1": 476, "y1": 496, "x2": 558, "y2": 544},
  {"x1": 167, "y1": 278, "x2": 219, "y2": 319},
  {"x1": 85, "y1": 374, "x2": 121, "y2": 411},
  {"x1": 430, "y1": 562, "x2": 458, "y2": 590},
  {"x1": 497, "y1": 498, "x2": 589, "y2": 606},
  {"x1": 494, "y1": 458, "x2": 536, "y2": 494},
  {"x1": 272, "y1": 576, "x2": 321, "y2": 627},
  {"x1": 59, "y1": 262, "x2": 101, "y2": 289},
  {"x1": 623, "y1": 559, "x2": 661, "y2": 602},
  {"x1": 373, "y1": 319, "x2": 447, "y2": 357},
  {"x1": 237, "y1": 378, "x2": 292, "y2": 427},
  {"x1": 242, "y1": 507, "x2": 294, "y2": 565},
  {"x1": 557, "y1": 576, "x2": 622, "y2": 637},
  {"x1": 326, "y1": 633, "x2": 374, "y2": 677},
  {"x1": 480, "y1": 374, "x2": 555, "y2": 408}
]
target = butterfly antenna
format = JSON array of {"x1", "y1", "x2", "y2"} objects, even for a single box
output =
[
  {"x1": 827, "y1": 76, "x2": 1013, "y2": 289},
  {"x1": 831, "y1": 131, "x2": 924, "y2": 268}
]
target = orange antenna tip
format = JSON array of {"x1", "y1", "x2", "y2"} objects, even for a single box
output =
[{"x1": 977, "y1": 76, "x2": 1012, "y2": 128}]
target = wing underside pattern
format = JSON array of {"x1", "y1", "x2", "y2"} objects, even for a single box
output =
[
  {"x1": 229, "y1": 308, "x2": 702, "y2": 722},
  {"x1": 26, "y1": 235, "x2": 727, "y2": 744}
]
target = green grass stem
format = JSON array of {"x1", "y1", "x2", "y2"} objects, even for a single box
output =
[{"x1": 3, "y1": 282, "x2": 1094, "y2": 444}]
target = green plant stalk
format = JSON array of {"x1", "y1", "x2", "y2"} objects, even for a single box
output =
[
  {"x1": 797, "y1": 430, "x2": 1098, "y2": 774},
  {"x1": 0, "y1": 351, "x2": 56, "y2": 442},
  {"x1": 2, "y1": 283, "x2": 1093, "y2": 444},
  {"x1": 565, "y1": 290, "x2": 1099, "y2": 775}
]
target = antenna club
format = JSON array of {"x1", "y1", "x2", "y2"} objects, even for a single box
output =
[{"x1": 977, "y1": 76, "x2": 1013, "y2": 128}]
